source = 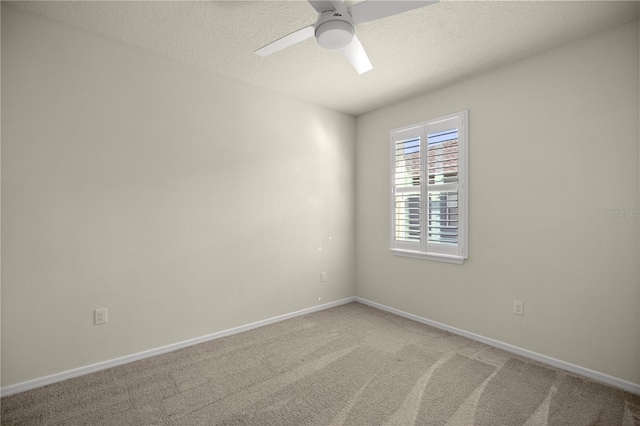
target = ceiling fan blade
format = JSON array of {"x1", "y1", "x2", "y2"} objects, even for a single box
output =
[
  {"x1": 349, "y1": 0, "x2": 439, "y2": 25},
  {"x1": 307, "y1": 0, "x2": 337, "y2": 13},
  {"x1": 255, "y1": 25, "x2": 316, "y2": 57},
  {"x1": 330, "y1": 0, "x2": 349, "y2": 15},
  {"x1": 340, "y1": 35, "x2": 373, "y2": 74}
]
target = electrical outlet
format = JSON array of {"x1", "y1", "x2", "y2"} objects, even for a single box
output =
[
  {"x1": 94, "y1": 308, "x2": 108, "y2": 325},
  {"x1": 320, "y1": 272, "x2": 326, "y2": 282},
  {"x1": 513, "y1": 300, "x2": 524, "y2": 316}
]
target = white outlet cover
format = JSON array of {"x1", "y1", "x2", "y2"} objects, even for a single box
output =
[
  {"x1": 513, "y1": 301, "x2": 524, "y2": 316},
  {"x1": 94, "y1": 308, "x2": 108, "y2": 325}
]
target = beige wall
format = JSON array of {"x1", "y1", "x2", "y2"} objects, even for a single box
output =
[
  {"x1": 2, "y1": 3, "x2": 639, "y2": 391},
  {"x1": 356, "y1": 20, "x2": 640, "y2": 383},
  {"x1": 1, "y1": 5, "x2": 356, "y2": 387}
]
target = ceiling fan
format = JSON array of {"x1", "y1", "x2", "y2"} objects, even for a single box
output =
[{"x1": 255, "y1": 0, "x2": 438, "y2": 74}]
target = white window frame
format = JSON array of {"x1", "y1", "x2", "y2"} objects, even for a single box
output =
[{"x1": 390, "y1": 111, "x2": 468, "y2": 264}]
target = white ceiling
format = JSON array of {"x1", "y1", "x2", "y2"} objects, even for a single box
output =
[{"x1": 9, "y1": 0, "x2": 640, "y2": 116}]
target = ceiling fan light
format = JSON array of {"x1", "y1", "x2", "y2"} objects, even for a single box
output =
[{"x1": 315, "y1": 20, "x2": 355, "y2": 50}]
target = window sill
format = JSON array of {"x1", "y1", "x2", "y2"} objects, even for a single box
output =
[{"x1": 391, "y1": 249, "x2": 466, "y2": 264}]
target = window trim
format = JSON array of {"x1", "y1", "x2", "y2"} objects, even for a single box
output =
[{"x1": 389, "y1": 110, "x2": 468, "y2": 264}]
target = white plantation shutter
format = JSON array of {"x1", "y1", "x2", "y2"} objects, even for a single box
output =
[
  {"x1": 390, "y1": 111, "x2": 468, "y2": 263},
  {"x1": 393, "y1": 126, "x2": 421, "y2": 251}
]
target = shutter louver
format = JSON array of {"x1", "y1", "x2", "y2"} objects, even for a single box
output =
[
  {"x1": 394, "y1": 136, "x2": 421, "y2": 245},
  {"x1": 394, "y1": 194, "x2": 420, "y2": 242},
  {"x1": 428, "y1": 191, "x2": 458, "y2": 244},
  {"x1": 427, "y1": 129, "x2": 459, "y2": 246}
]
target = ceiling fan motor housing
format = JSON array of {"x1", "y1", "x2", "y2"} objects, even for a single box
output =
[{"x1": 315, "y1": 11, "x2": 355, "y2": 50}]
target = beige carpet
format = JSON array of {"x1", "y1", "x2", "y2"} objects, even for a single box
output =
[{"x1": 2, "y1": 302, "x2": 640, "y2": 425}]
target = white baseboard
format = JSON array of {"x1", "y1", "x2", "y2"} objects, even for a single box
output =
[
  {"x1": 1, "y1": 297, "x2": 356, "y2": 397},
  {"x1": 5, "y1": 296, "x2": 638, "y2": 397},
  {"x1": 355, "y1": 297, "x2": 640, "y2": 395}
]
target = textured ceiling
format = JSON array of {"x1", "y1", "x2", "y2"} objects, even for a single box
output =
[{"x1": 8, "y1": 0, "x2": 640, "y2": 116}]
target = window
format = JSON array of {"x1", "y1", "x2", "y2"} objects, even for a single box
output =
[{"x1": 390, "y1": 111, "x2": 468, "y2": 263}]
